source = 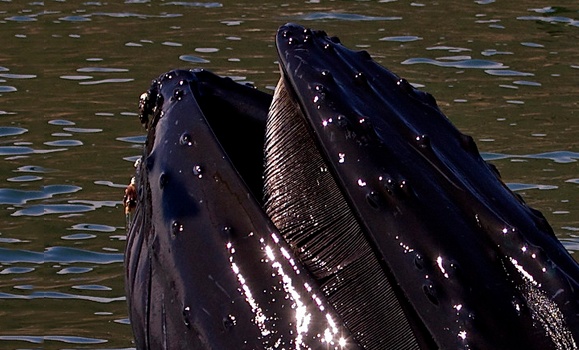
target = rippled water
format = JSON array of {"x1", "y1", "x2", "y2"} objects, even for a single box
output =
[{"x1": 0, "y1": 0, "x2": 577, "y2": 348}]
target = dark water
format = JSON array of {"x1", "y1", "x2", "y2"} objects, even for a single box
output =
[{"x1": 0, "y1": 0, "x2": 577, "y2": 348}]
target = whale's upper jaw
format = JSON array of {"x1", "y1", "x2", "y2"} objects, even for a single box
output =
[{"x1": 274, "y1": 22, "x2": 579, "y2": 349}]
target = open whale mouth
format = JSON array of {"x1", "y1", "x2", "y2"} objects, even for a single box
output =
[{"x1": 125, "y1": 23, "x2": 579, "y2": 349}]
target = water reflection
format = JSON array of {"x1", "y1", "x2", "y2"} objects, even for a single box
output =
[
  {"x1": 0, "y1": 0, "x2": 576, "y2": 348},
  {"x1": 403, "y1": 57, "x2": 508, "y2": 69}
]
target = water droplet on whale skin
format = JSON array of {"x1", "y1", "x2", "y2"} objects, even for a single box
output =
[
  {"x1": 320, "y1": 69, "x2": 333, "y2": 79},
  {"x1": 179, "y1": 133, "x2": 192, "y2": 146},
  {"x1": 223, "y1": 314, "x2": 237, "y2": 331},
  {"x1": 313, "y1": 83, "x2": 325, "y2": 92},
  {"x1": 354, "y1": 71, "x2": 367, "y2": 85},
  {"x1": 397, "y1": 78, "x2": 413, "y2": 93},
  {"x1": 172, "y1": 88, "x2": 184, "y2": 101},
  {"x1": 414, "y1": 254, "x2": 424, "y2": 269},
  {"x1": 172, "y1": 221, "x2": 183, "y2": 235},
  {"x1": 159, "y1": 172, "x2": 168, "y2": 189},
  {"x1": 423, "y1": 283, "x2": 439, "y2": 306},
  {"x1": 192, "y1": 165, "x2": 203, "y2": 178},
  {"x1": 366, "y1": 191, "x2": 380, "y2": 209},
  {"x1": 183, "y1": 306, "x2": 192, "y2": 328},
  {"x1": 415, "y1": 134, "x2": 431, "y2": 149}
]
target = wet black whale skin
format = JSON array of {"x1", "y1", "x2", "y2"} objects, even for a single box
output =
[
  {"x1": 125, "y1": 24, "x2": 579, "y2": 349},
  {"x1": 126, "y1": 68, "x2": 364, "y2": 349},
  {"x1": 275, "y1": 23, "x2": 579, "y2": 349}
]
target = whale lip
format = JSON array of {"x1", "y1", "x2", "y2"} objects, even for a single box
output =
[
  {"x1": 274, "y1": 22, "x2": 579, "y2": 349},
  {"x1": 125, "y1": 69, "x2": 365, "y2": 349}
]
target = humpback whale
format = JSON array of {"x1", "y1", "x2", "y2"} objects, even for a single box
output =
[{"x1": 124, "y1": 23, "x2": 579, "y2": 349}]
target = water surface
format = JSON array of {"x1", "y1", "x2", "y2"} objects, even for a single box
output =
[{"x1": 0, "y1": 0, "x2": 577, "y2": 348}]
